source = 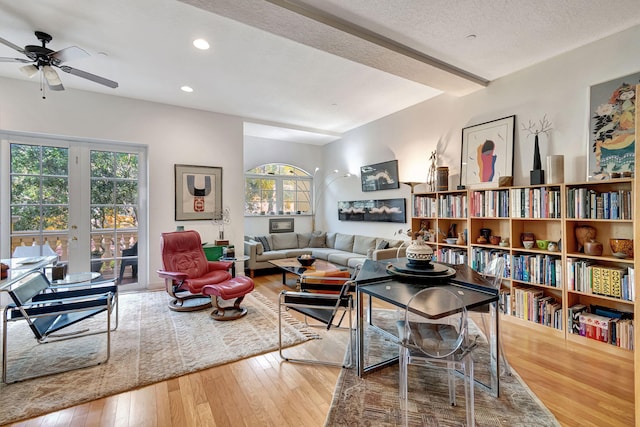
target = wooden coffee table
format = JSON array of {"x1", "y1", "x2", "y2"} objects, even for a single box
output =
[{"x1": 269, "y1": 258, "x2": 343, "y2": 287}]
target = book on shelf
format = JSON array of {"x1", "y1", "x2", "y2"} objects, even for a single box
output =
[{"x1": 568, "y1": 303, "x2": 588, "y2": 334}]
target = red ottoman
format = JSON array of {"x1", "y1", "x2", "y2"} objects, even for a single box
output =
[{"x1": 202, "y1": 276, "x2": 255, "y2": 320}]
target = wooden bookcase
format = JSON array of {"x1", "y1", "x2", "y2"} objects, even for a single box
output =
[{"x1": 410, "y1": 180, "x2": 635, "y2": 357}]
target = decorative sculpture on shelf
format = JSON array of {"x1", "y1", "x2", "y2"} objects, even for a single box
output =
[
  {"x1": 212, "y1": 207, "x2": 231, "y2": 240},
  {"x1": 426, "y1": 150, "x2": 437, "y2": 192},
  {"x1": 522, "y1": 114, "x2": 553, "y2": 185}
]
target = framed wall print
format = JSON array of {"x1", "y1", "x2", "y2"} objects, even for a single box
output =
[
  {"x1": 460, "y1": 115, "x2": 515, "y2": 188},
  {"x1": 360, "y1": 160, "x2": 400, "y2": 192},
  {"x1": 175, "y1": 164, "x2": 222, "y2": 221},
  {"x1": 269, "y1": 218, "x2": 295, "y2": 233},
  {"x1": 338, "y1": 198, "x2": 406, "y2": 223},
  {"x1": 588, "y1": 72, "x2": 639, "y2": 180}
]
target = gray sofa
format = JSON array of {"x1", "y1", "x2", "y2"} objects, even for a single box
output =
[{"x1": 243, "y1": 231, "x2": 407, "y2": 277}]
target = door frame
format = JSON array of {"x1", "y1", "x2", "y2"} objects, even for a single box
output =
[{"x1": 0, "y1": 130, "x2": 148, "y2": 291}]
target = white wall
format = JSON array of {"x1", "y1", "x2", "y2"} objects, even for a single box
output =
[
  {"x1": 0, "y1": 78, "x2": 244, "y2": 288},
  {"x1": 321, "y1": 24, "x2": 640, "y2": 239},
  {"x1": 244, "y1": 135, "x2": 323, "y2": 236}
]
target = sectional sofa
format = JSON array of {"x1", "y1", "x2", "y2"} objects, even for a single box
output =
[{"x1": 243, "y1": 231, "x2": 407, "y2": 277}]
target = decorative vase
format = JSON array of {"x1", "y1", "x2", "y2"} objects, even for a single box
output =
[
  {"x1": 436, "y1": 166, "x2": 449, "y2": 191},
  {"x1": 583, "y1": 239, "x2": 603, "y2": 256},
  {"x1": 456, "y1": 232, "x2": 466, "y2": 245},
  {"x1": 530, "y1": 134, "x2": 545, "y2": 185},
  {"x1": 575, "y1": 225, "x2": 597, "y2": 253},
  {"x1": 479, "y1": 228, "x2": 491, "y2": 240},
  {"x1": 406, "y1": 238, "x2": 434, "y2": 268},
  {"x1": 447, "y1": 223, "x2": 457, "y2": 238},
  {"x1": 546, "y1": 155, "x2": 564, "y2": 184}
]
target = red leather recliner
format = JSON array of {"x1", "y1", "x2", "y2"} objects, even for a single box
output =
[{"x1": 157, "y1": 230, "x2": 254, "y2": 319}]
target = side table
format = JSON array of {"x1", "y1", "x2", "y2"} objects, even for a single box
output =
[{"x1": 219, "y1": 256, "x2": 250, "y2": 277}]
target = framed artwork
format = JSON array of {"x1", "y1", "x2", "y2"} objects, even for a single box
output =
[
  {"x1": 269, "y1": 218, "x2": 294, "y2": 233},
  {"x1": 338, "y1": 198, "x2": 406, "y2": 223},
  {"x1": 460, "y1": 115, "x2": 515, "y2": 188},
  {"x1": 588, "y1": 72, "x2": 640, "y2": 180},
  {"x1": 175, "y1": 164, "x2": 222, "y2": 221},
  {"x1": 360, "y1": 160, "x2": 400, "y2": 192}
]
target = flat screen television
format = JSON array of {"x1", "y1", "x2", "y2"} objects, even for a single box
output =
[{"x1": 360, "y1": 160, "x2": 400, "y2": 192}]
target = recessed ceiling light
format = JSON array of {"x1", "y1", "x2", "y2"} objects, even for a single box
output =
[
  {"x1": 181, "y1": 86, "x2": 194, "y2": 93},
  {"x1": 193, "y1": 39, "x2": 210, "y2": 50}
]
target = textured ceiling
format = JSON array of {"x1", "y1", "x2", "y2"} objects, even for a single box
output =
[{"x1": 1, "y1": 0, "x2": 639, "y2": 144}]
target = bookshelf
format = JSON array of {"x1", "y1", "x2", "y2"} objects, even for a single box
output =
[{"x1": 410, "y1": 180, "x2": 635, "y2": 355}]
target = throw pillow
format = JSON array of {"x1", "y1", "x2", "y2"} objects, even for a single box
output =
[
  {"x1": 255, "y1": 242, "x2": 264, "y2": 255},
  {"x1": 255, "y1": 235, "x2": 272, "y2": 252},
  {"x1": 309, "y1": 232, "x2": 326, "y2": 248},
  {"x1": 376, "y1": 239, "x2": 389, "y2": 250}
]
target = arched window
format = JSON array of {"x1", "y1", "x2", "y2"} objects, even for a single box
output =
[{"x1": 245, "y1": 164, "x2": 312, "y2": 216}]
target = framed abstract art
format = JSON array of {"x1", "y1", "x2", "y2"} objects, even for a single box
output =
[
  {"x1": 460, "y1": 115, "x2": 515, "y2": 188},
  {"x1": 175, "y1": 164, "x2": 222, "y2": 221}
]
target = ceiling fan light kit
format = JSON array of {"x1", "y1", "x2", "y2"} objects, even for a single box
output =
[{"x1": 0, "y1": 30, "x2": 118, "y2": 98}]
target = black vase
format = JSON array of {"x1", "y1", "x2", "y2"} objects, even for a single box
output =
[{"x1": 530, "y1": 134, "x2": 545, "y2": 184}]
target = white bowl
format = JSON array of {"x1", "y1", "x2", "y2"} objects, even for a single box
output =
[
  {"x1": 444, "y1": 238, "x2": 458, "y2": 244},
  {"x1": 522, "y1": 241, "x2": 534, "y2": 249}
]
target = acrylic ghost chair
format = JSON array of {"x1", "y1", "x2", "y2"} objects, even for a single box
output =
[
  {"x1": 397, "y1": 286, "x2": 478, "y2": 427},
  {"x1": 479, "y1": 255, "x2": 511, "y2": 376},
  {"x1": 157, "y1": 230, "x2": 254, "y2": 318}
]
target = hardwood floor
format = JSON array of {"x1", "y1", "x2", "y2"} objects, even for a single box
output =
[{"x1": 7, "y1": 273, "x2": 634, "y2": 427}]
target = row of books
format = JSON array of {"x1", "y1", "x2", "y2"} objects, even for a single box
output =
[
  {"x1": 566, "y1": 258, "x2": 635, "y2": 301},
  {"x1": 512, "y1": 286, "x2": 562, "y2": 329},
  {"x1": 566, "y1": 188, "x2": 633, "y2": 220},
  {"x1": 511, "y1": 254, "x2": 562, "y2": 287},
  {"x1": 435, "y1": 248, "x2": 467, "y2": 265},
  {"x1": 413, "y1": 195, "x2": 437, "y2": 218},
  {"x1": 468, "y1": 189, "x2": 509, "y2": 218},
  {"x1": 469, "y1": 248, "x2": 511, "y2": 278},
  {"x1": 568, "y1": 304, "x2": 633, "y2": 349},
  {"x1": 437, "y1": 194, "x2": 468, "y2": 218},
  {"x1": 510, "y1": 187, "x2": 562, "y2": 219}
]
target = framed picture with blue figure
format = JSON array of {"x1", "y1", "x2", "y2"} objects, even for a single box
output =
[
  {"x1": 175, "y1": 164, "x2": 223, "y2": 220},
  {"x1": 460, "y1": 115, "x2": 515, "y2": 188},
  {"x1": 588, "y1": 72, "x2": 639, "y2": 181},
  {"x1": 360, "y1": 160, "x2": 400, "y2": 192}
]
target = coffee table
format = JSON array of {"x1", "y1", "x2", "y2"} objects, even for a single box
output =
[{"x1": 269, "y1": 258, "x2": 343, "y2": 287}]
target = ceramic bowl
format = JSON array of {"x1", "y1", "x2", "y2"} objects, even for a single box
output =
[
  {"x1": 444, "y1": 238, "x2": 458, "y2": 244},
  {"x1": 609, "y1": 239, "x2": 633, "y2": 259},
  {"x1": 536, "y1": 240, "x2": 549, "y2": 250},
  {"x1": 489, "y1": 235, "x2": 501, "y2": 245},
  {"x1": 522, "y1": 241, "x2": 535, "y2": 249},
  {"x1": 297, "y1": 255, "x2": 316, "y2": 266}
]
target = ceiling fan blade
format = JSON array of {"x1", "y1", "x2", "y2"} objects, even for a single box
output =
[
  {"x1": 58, "y1": 65, "x2": 118, "y2": 89},
  {"x1": 0, "y1": 56, "x2": 32, "y2": 63},
  {"x1": 20, "y1": 64, "x2": 39, "y2": 78},
  {"x1": 50, "y1": 45, "x2": 89, "y2": 65},
  {"x1": 42, "y1": 65, "x2": 64, "y2": 91},
  {"x1": 0, "y1": 36, "x2": 26, "y2": 54}
]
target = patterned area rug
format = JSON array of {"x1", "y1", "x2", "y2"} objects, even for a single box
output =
[
  {"x1": 0, "y1": 290, "x2": 310, "y2": 425},
  {"x1": 325, "y1": 311, "x2": 560, "y2": 427}
]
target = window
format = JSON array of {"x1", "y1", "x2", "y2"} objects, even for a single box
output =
[{"x1": 245, "y1": 164, "x2": 312, "y2": 215}]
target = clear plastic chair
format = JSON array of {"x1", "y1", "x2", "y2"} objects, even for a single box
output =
[
  {"x1": 397, "y1": 287, "x2": 477, "y2": 427},
  {"x1": 481, "y1": 256, "x2": 511, "y2": 375}
]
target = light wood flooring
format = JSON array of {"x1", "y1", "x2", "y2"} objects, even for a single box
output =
[{"x1": 6, "y1": 273, "x2": 634, "y2": 427}]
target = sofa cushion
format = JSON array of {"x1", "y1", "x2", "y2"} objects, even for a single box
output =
[
  {"x1": 255, "y1": 235, "x2": 272, "y2": 252},
  {"x1": 334, "y1": 233, "x2": 355, "y2": 252},
  {"x1": 376, "y1": 238, "x2": 389, "y2": 249},
  {"x1": 326, "y1": 232, "x2": 337, "y2": 249},
  {"x1": 298, "y1": 232, "x2": 312, "y2": 248},
  {"x1": 309, "y1": 232, "x2": 327, "y2": 248},
  {"x1": 353, "y1": 235, "x2": 376, "y2": 255},
  {"x1": 271, "y1": 232, "x2": 299, "y2": 250}
]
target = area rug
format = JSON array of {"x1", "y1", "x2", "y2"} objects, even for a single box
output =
[
  {"x1": 0, "y1": 290, "x2": 311, "y2": 425},
  {"x1": 325, "y1": 311, "x2": 560, "y2": 427}
]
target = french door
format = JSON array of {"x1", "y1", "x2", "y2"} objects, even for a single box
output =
[{"x1": 3, "y1": 133, "x2": 146, "y2": 289}]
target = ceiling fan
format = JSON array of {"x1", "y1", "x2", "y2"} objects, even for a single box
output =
[{"x1": 0, "y1": 30, "x2": 118, "y2": 97}]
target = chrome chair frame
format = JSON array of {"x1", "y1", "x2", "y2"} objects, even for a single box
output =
[{"x1": 2, "y1": 271, "x2": 117, "y2": 383}]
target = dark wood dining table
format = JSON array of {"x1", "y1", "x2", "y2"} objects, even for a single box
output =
[{"x1": 354, "y1": 258, "x2": 501, "y2": 397}]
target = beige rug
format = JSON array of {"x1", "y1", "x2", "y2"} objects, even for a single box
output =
[
  {"x1": 325, "y1": 311, "x2": 560, "y2": 426},
  {"x1": 0, "y1": 290, "x2": 311, "y2": 425}
]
